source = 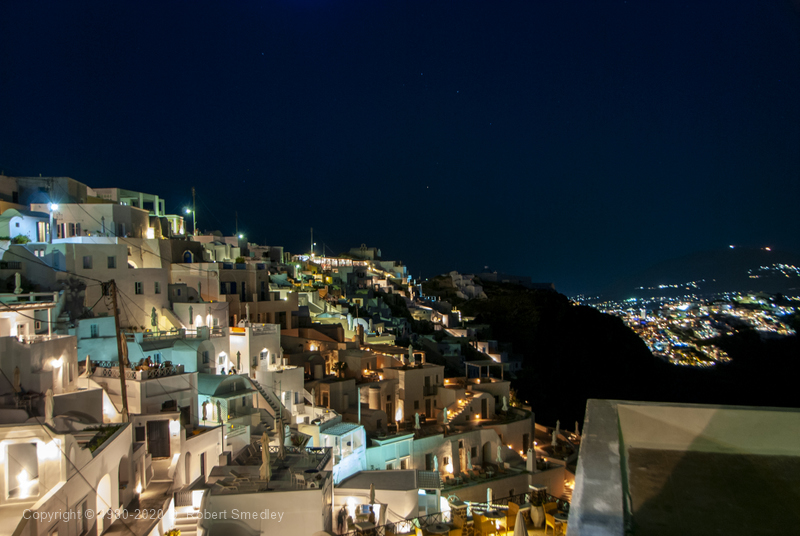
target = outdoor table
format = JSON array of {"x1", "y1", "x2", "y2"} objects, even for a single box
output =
[
  {"x1": 427, "y1": 523, "x2": 452, "y2": 534},
  {"x1": 554, "y1": 512, "x2": 569, "y2": 523},
  {"x1": 354, "y1": 521, "x2": 375, "y2": 535},
  {"x1": 485, "y1": 469, "x2": 495, "y2": 478},
  {"x1": 483, "y1": 510, "x2": 505, "y2": 531}
]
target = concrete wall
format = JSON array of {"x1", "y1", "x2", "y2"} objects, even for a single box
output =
[{"x1": 617, "y1": 402, "x2": 800, "y2": 456}]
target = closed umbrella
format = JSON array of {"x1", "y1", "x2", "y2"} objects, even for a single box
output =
[
  {"x1": 12, "y1": 366, "x2": 21, "y2": 393},
  {"x1": 512, "y1": 509, "x2": 527, "y2": 536},
  {"x1": 369, "y1": 483, "x2": 375, "y2": 505},
  {"x1": 277, "y1": 418, "x2": 286, "y2": 460},
  {"x1": 44, "y1": 389, "x2": 54, "y2": 426}
]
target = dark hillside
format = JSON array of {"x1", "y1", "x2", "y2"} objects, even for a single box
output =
[{"x1": 458, "y1": 281, "x2": 800, "y2": 426}]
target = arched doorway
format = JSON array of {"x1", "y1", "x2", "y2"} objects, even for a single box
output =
[
  {"x1": 96, "y1": 473, "x2": 112, "y2": 534},
  {"x1": 482, "y1": 441, "x2": 494, "y2": 467},
  {"x1": 184, "y1": 452, "x2": 193, "y2": 485}
]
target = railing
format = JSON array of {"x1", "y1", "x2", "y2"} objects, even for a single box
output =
[
  {"x1": 93, "y1": 364, "x2": 185, "y2": 380},
  {"x1": 226, "y1": 423, "x2": 248, "y2": 439},
  {"x1": 340, "y1": 492, "x2": 569, "y2": 536},
  {"x1": 423, "y1": 385, "x2": 438, "y2": 396}
]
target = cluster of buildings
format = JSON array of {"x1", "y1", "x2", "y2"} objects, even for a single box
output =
[
  {"x1": 589, "y1": 293, "x2": 797, "y2": 367},
  {"x1": 0, "y1": 175, "x2": 576, "y2": 536},
  {"x1": 1, "y1": 174, "x2": 797, "y2": 536}
]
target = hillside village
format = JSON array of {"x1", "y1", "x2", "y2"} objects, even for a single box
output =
[{"x1": 0, "y1": 175, "x2": 578, "y2": 536}]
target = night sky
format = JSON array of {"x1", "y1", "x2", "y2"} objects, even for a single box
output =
[{"x1": 2, "y1": 1, "x2": 799, "y2": 295}]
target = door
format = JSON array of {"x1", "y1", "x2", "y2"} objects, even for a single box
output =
[
  {"x1": 146, "y1": 420, "x2": 171, "y2": 458},
  {"x1": 481, "y1": 398, "x2": 488, "y2": 419},
  {"x1": 387, "y1": 402, "x2": 394, "y2": 422},
  {"x1": 425, "y1": 398, "x2": 432, "y2": 418}
]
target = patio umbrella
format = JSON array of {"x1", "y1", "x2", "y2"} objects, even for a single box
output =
[
  {"x1": 555, "y1": 420, "x2": 560, "y2": 438},
  {"x1": 369, "y1": 483, "x2": 376, "y2": 504},
  {"x1": 487, "y1": 487, "x2": 493, "y2": 506},
  {"x1": 433, "y1": 455, "x2": 438, "y2": 472},
  {"x1": 414, "y1": 412, "x2": 421, "y2": 430},
  {"x1": 575, "y1": 420, "x2": 580, "y2": 436},
  {"x1": 12, "y1": 366, "x2": 21, "y2": 393},
  {"x1": 551, "y1": 430, "x2": 558, "y2": 447},
  {"x1": 260, "y1": 432, "x2": 271, "y2": 483},
  {"x1": 496, "y1": 445, "x2": 503, "y2": 464},
  {"x1": 44, "y1": 388, "x2": 54, "y2": 426},
  {"x1": 277, "y1": 418, "x2": 286, "y2": 460},
  {"x1": 443, "y1": 407, "x2": 449, "y2": 425},
  {"x1": 512, "y1": 510, "x2": 527, "y2": 536},
  {"x1": 311, "y1": 388, "x2": 316, "y2": 410},
  {"x1": 81, "y1": 355, "x2": 92, "y2": 377}
]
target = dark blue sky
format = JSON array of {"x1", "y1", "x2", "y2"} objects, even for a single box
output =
[{"x1": 2, "y1": 1, "x2": 799, "y2": 295}]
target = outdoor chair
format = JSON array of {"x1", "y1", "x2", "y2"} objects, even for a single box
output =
[
  {"x1": 504, "y1": 501, "x2": 519, "y2": 532},
  {"x1": 543, "y1": 502, "x2": 558, "y2": 514},
  {"x1": 474, "y1": 514, "x2": 497, "y2": 536},
  {"x1": 544, "y1": 512, "x2": 563, "y2": 536},
  {"x1": 450, "y1": 514, "x2": 465, "y2": 536}
]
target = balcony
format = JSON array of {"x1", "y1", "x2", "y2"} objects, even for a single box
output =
[
  {"x1": 91, "y1": 363, "x2": 185, "y2": 380},
  {"x1": 423, "y1": 385, "x2": 438, "y2": 396}
]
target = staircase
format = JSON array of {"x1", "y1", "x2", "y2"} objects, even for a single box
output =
[
  {"x1": 173, "y1": 509, "x2": 199, "y2": 536},
  {"x1": 250, "y1": 378, "x2": 288, "y2": 422}
]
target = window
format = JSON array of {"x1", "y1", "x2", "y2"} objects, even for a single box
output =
[
  {"x1": 68, "y1": 223, "x2": 75, "y2": 237},
  {"x1": 83, "y1": 256, "x2": 92, "y2": 269},
  {"x1": 202, "y1": 351, "x2": 210, "y2": 364},
  {"x1": 107, "y1": 256, "x2": 116, "y2": 269},
  {"x1": 471, "y1": 446, "x2": 478, "y2": 458},
  {"x1": 400, "y1": 458, "x2": 409, "y2": 469},
  {"x1": 154, "y1": 281, "x2": 161, "y2": 294},
  {"x1": 229, "y1": 282, "x2": 237, "y2": 294},
  {"x1": 135, "y1": 282, "x2": 143, "y2": 295},
  {"x1": 90, "y1": 323, "x2": 99, "y2": 338},
  {"x1": 386, "y1": 462, "x2": 394, "y2": 470},
  {"x1": 387, "y1": 395, "x2": 391, "y2": 402},
  {"x1": 414, "y1": 400, "x2": 419, "y2": 410},
  {"x1": 219, "y1": 282, "x2": 226, "y2": 295},
  {"x1": 444, "y1": 456, "x2": 450, "y2": 466}
]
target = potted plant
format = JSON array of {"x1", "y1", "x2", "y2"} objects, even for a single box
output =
[{"x1": 529, "y1": 489, "x2": 547, "y2": 528}]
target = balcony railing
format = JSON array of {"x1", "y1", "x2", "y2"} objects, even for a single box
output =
[{"x1": 92, "y1": 364, "x2": 185, "y2": 380}]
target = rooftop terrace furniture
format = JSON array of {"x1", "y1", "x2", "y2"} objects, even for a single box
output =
[{"x1": 544, "y1": 512, "x2": 563, "y2": 536}]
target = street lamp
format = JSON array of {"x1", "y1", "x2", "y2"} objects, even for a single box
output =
[
  {"x1": 184, "y1": 208, "x2": 196, "y2": 237},
  {"x1": 48, "y1": 203, "x2": 58, "y2": 244}
]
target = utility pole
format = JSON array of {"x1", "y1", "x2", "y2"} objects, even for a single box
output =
[
  {"x1": 310, "y1": 227, "x2": 313, "y2": 256},
  {"x1": 109, "y1": 280, "x2": 129, "y2": 422},
  {"x1": 191, "y1": 187, "x2": 197, "y2": 236},
  {"x1": 235, "y1": 210, "x2": 238, "y2": 237}
]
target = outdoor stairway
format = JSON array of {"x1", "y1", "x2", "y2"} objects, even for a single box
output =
[
  {"x1": 173, "y1": 509, "x2": 199, "y2": 536},
  {"x1": 447, "y1": 396, "x2": 472, "y2": 421},
  {"x1": 250, "y1": 378, "x2": 288, "y2": 421}
]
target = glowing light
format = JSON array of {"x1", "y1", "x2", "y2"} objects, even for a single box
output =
[
  {"x1": 146, "y1": 228, "x2": 155, "y2": 239},
  {"x1": 136, "y1": 482, "x2": 143, "y2": 494},
  {"x1": 49, "y1": 203, "x2": 59, "y2": 211},
  {"x1": 42, "y1": 440, "x2": 60, "y2": 460},
  {"x1": 395, "y1": 405, "x2": 403, "y2": 422},
  {"x1": 17, "y1": 470, "x2": 34, "y2": 499},
  {"x1": 185, "y1": 208, "x2": 192, "y2": 214},
  {"x1": 52, "y1": 357, "x2": 63, "y2": 368},
  {"x1": 346, "y1": 497, "x2": 357, "y2": 520},
  {"x1": 169, "y1": 420, "x2": 181, "y2": 435},
  {"x1": 195, "y1": 315, "x2": 203, "y2": 327}
]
